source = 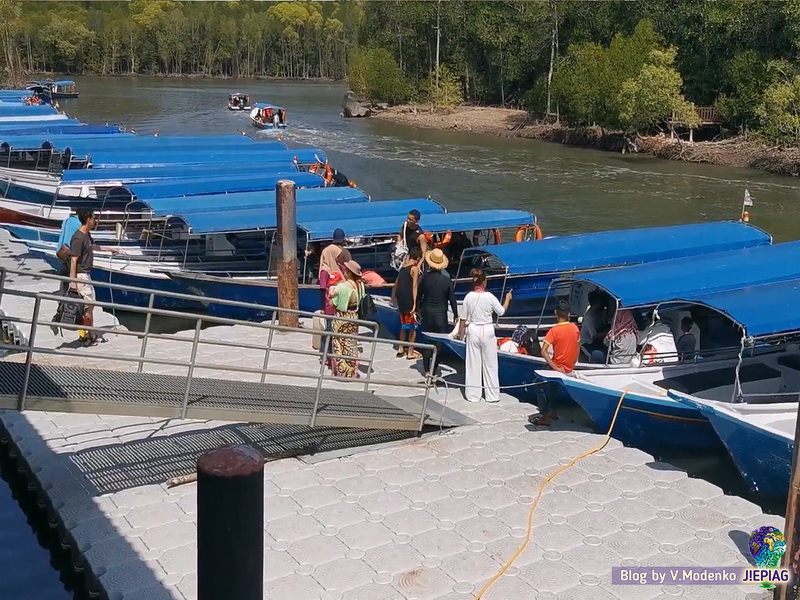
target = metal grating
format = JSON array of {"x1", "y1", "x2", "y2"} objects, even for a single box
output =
[
  {"x1": 70, "y1": 423, "x2": 417, "y2": 494},
  {"x1": 0, "y1": 362, "x2": 441, "y2": 430}
]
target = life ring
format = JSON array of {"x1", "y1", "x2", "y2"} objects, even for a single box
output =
[
  {"x1": 424, "y1": 230, "x2": 452, "y2": 249},
  {"x1": 514, "y1": 223, "x2": 543, "y2": 242},
  {"x1": 309, "y1": 163, "x2": 321, "y2": 174},
  {"x1": 323, "y1": 165, "x2": 334, "y2": 185},
  {"x1": 472, "y1": 229, "x2": 502, "y2": 246}
]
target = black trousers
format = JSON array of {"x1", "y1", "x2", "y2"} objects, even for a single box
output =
[{"x1": 420, "y1": 311, "x2": 449, "y2": 374}]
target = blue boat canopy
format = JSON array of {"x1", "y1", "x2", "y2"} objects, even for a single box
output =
[
  {"x1": 60, "y1": 134, "x2": 265, "y2": 156},
  {"x1": 0, "y1": 124, "x2": 121, "y2": 137},
  {"x1": 570, "y1": 240, "x2": 800, "y2": 309},
  {"x1": 678, "y1": 278, "x2": 800, "y2": 338},
  {"x1": 58, "y1": 162, "x2": 296, "y2": 185},
  {"x1": 133, "y1": 187, "x2": 370, "y2": 216},
  {"x1": 302, "y1": 209, "x2": 535, "y2": 241},
  {"x1": 106, "y1": 172, "x2": 323, "y2": 201},
  {"x1": 465, "y1": 221, "x2": 771, "y2": 276},
  {"x1": 88, "y1": 147, "x2": 325, "y2": 168},
  {"x1": 53, "y1": 80, "x2": 75, "y2": 87},
  {"x1": 252, "y1": 102, "x2": 283, "y2": 109},
  {"x1": 173, "y1": 198, "x2": 446, "y2": 234},
  {"x1": 1, "y1": 132, "x2": 135, "y2": 150}
]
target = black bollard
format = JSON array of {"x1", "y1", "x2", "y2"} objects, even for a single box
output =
[{"x1": 197, "y1": 445, "x2": 264, "y2": 600}]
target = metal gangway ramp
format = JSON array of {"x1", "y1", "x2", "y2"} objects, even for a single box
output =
[{"x1": 0, "y1": 266, "x2": 457, "y2": 432}]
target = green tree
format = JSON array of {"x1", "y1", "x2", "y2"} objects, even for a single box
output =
[
  {"x1": 617, "y1": 48, "x2": 699, "y2": 132},
  {"x1": 757, "y1": 73, "x2": 800, "y2": 145},
  {"x1": 715, "y1": 50, "x2": 771, "y2": 132},
  {"x1": 420, "y1": 64, "x2": 463, "y2": 111}
]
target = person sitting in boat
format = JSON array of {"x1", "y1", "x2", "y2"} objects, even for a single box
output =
[
  {"x1": 637, "y1": 309, "x2": 678, "y2": 365},
  {"x1": 580, "y1": 290, "x2": 609, "y2": 361},
  {"x1": 265, "y1": 107, "x2": 273, "y2": 122},
  {"x1": 600, "y1": 308, "x2": 639, "y2": 365},
  {"x1": 498, "y1": 325, "x2": 541, "y2": 356},
  {"x1": 676, "y1": 317, "x2": 698, "y2": 362},
  {"x1": 362, "y1": 269, "x2": 387, "y2": 287}
]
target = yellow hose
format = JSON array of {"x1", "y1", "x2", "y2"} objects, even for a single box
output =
[{"x1": 473, "y1": 390, "x2": 628, "y2": 599}]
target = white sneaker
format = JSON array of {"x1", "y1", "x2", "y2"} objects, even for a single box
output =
[
  {"x1": 485, "y1": 398, "x2": 500, "y2": 404},
  {"x1": 465, "y1": 397, "x2": 481, "y2": 403}
]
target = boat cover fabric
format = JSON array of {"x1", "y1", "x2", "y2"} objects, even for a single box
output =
[
  {"x1": 137, "y1": 187, "x2": 370, "y2": 216},
  {"x1": 468, "y1": 221, "x2": 771, "y2": 276},
  {"x1": 53, "y1": 80, "x2": 76, "y2": 86},
  {"x1": 301, "y1": 209, "x2": 535, "y2": 241},
  {"x1": 59, "y1": 162, "x2": 298, "y2": 184},
  {"x1": 0, "y1": 124, "x2": 121, "y2": 137},
  {"x1": 88, "y1": 147, "x2": 325, "y2": 168},
  {"x1": 0, "y1": 104, "x2": 59, "y2": 116},
  {"x1": 1, "y1": 132, "x2": 135, "y2": 149},
  {"x1": 61, "y1": 135, "x2": 268, "y2": 155},
  {"x1": 114, "y1": 172, "x2": 324, "y2": 200},
  {"x1": 681, "y1": 278, "x2": 800, "y2": 337},
  {"x1": 177, "y1": 198, "x2": 446, "y2": 234},
  {"x1": 575, "y1": 240, "x2": 800, "y2": 309}
]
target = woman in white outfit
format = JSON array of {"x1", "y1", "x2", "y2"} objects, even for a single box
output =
[{"x1": 461, "y1": 269, "x2": 512, "y2": 403}]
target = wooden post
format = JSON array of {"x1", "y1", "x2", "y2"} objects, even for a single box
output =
[
  {"x1": 276, "y1": 179, "x2": 299, "y2": 327},
  {"x1": 778, "y1": 413, "x2": 800, "y2": 600},
  {"x1": 197, "y1": 445, "x2": 264, "y2": 600}
]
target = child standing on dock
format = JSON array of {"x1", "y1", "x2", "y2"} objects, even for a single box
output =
[{"x1": 393, "y1": 246, "x2": 422, "y2": 360}]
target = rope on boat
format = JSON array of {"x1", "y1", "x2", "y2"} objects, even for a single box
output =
[{"x1": 472, "y1": 390, "x2": 629, "y2": 600}]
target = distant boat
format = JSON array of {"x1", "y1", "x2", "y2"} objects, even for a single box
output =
[
  {"x1": 26, "y1": 79, "x2": 78, "y2": 99},
  {"x1": 249, "y1": 103, "x2": 287, "y2": 129},
  {"x1": 228, "y1": 92, "x2": 251, "y2": 111}
]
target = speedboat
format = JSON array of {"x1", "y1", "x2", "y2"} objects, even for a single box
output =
[
  {"x1": 539, "y1": 276, "x2": 800, "y2": 457},
  {"x1": 228, "y1": 93, "x2": 251, "y2": 111},
  {"x1": 250, "y1": 103, "x2": 287, "y2": 129}
]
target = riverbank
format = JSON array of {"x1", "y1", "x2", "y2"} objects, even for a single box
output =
[{"x1": 372, "y1": 105, "x2": 800, "y2": 177}]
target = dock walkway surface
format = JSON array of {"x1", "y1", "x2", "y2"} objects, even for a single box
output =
[{"x1": 0, "y1": 229, "x2": 781, "y2": 600}]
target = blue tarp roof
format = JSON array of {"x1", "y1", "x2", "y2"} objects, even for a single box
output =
[
  {"x1": 0, "y1": 124, "x2": 121, "y2": 137},
  {"x1": 252, "y1": 102, "x2": 283, "y2": 109},
  {"x1": 59, "y1": 162, "x2": 298, "y2": 185},
  {"x1": 88, "y1": 147, "x2": 325, "y2": 168},
  {"x1": 139, "y1": 187, "x2": 371, "y2": 217},
  {"x1": 53, "y1": 80, "x2": 75, "y2": 86},
  {"x1": 681, "y1": 279, "x2": 800, "y2": 337},
  {"x1": 302, "y1": 209, "x2": 535, "y2": 241},
  {"x1": 60, "y1": 134, "x2": 268, "y2": 155},
  {"x1": 107, "y1": 172, "x2": 324, "y2": 201},
  {"x1": 467, "y1": 221, "x2": 772, "y2": 276},
  {"x1": 176, "y1": 198, "x2": 445, "y2": 235},
  {"x1": 572, "y1": 240, "x2": 800, "y2": 308},
  {"x1": 0, "y1": 104, "x2": 58, "y2": 116},
  {"x1": 0, "y1": 132, "x2": 135, "y2": 149}
]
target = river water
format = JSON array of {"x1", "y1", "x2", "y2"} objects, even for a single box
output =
[{"x1": 2, "y1": 76, "x2": 794, "y2": 598}]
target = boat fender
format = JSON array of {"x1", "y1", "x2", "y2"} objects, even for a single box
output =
[{"x1": 514, "y1": 224, "x2": 543, "y2": 242}]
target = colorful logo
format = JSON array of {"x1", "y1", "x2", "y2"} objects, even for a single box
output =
[{"x1": 749, "y1": 526, "x2": 787, "y2": 588}]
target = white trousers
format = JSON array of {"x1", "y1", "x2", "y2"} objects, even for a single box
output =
[{"x1": 465, "y1": 323, "x2": 500, "y2": 403}]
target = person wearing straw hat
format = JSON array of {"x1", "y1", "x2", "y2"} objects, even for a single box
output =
[
  {"x1": 417, "y1": 248, "x2": 458, "y2": 378},
  {"x1": 329, "y1": 259, "x2": 365, "y2": 378}
]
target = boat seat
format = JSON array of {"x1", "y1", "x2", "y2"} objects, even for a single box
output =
[
  {"x1": 777, "y1": 354, "x2": 800, "y2": 372},
  {"x1": 655, "y1": 363, "x2": 782, "y2": 395}
]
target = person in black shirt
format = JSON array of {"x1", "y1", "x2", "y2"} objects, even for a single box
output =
[
  {"x1": 417, "y1": 248, "x2": 458, "y2": 378},
  {"x1": 398, "y1": 209, "x2": 428, "y2": 256}
]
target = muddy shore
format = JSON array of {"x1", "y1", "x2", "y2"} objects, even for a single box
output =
[{"x1": 372, "y1": 105, "x2": 800, "y2": 177}]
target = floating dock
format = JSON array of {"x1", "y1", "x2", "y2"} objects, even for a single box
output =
[{"x1": 0, "y1": 229, "x2": 781, "y2": 600}]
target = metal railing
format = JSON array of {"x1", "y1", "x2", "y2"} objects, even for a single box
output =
[{"x1": 0, "y1": 266, "x2": 437, "y2": 431}]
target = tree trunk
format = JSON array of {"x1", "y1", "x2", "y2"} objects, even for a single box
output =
[{"x1": 546, "y1": 0, "x2": 558, "y2": 116}]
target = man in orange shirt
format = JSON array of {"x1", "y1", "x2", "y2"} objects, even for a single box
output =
[{"x1": 530, "y1": 300, "x2": 580, "y2": 427}]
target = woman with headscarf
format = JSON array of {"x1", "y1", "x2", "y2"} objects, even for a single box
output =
[
  {"x1": 604, "y1": 308, "x2": 639, "y2": 365},
  {"x1": 328, "y1": 259, "x2": 364, "y2": 378}
]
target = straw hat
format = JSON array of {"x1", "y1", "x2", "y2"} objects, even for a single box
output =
[
  {"x1": 425, "y1": 248, "x2": 449, "y2": 270},
  {"x1": 343, "y1": 260, "x2": 362, "y2": 277}
]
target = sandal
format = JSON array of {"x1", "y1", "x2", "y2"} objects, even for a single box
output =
[
  {"x1": 396, "y1": 350, "x2": 406, "y2": 358},
  {"x1": 527, "y1": 414, "x2": 552, "y2": 427},
  {"x1": 407, "y1": 351, "x2": 422, "y2": 360}
]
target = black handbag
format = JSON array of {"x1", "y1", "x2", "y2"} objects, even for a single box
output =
[{"x1": 357, "y1": 284, "x2": 377, "y2": 321}]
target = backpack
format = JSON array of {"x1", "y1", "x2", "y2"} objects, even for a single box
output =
[
  {"x1": 520, "y1": 328, "x2": 542, "y2": 357},
  {"x1": 357, "y1": 283, "x2": 377, "y2": 321},
  {"x1": 52, "y1": 289, "x2": 85, "y2": 331}
]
